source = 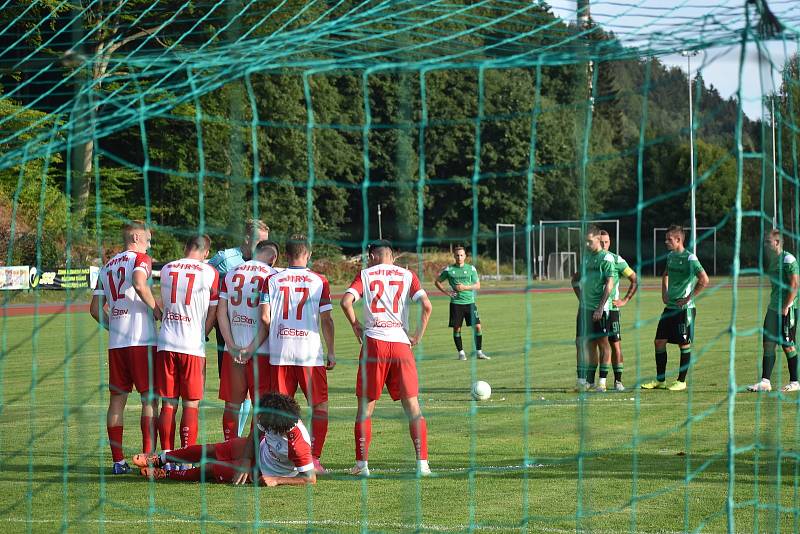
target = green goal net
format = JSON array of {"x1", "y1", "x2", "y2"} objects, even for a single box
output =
[{"x1": 2, "y1": 1, "x2": 800, "y2": 532}]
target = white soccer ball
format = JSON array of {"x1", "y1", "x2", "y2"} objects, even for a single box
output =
[{"x1": 471, "y1": 380, "x2": 491, "y2": 401}]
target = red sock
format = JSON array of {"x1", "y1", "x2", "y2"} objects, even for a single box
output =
[
  {"x1": 409, "y1": 416, "x2": 428, "y2": 460},
  {"x1": 158, "y1": 404, "x2": 177, "y2": 450},
  {"x1": 354, "y1": 417, "x2": 371, "y2": 461},
  {"x1": 140, "y1": 415, "x2": 155, "y2": 453},
  {"x1": 311, "y1": 409, "x2": 328, "y2": 459},
  {"x1": 167, "y1": 466, "x2": 203, "y2": 482},
  {"x1": 222, "y1": 409, "x2": 238, "y2": 442},
  {"x1": 107, "y1": 425, "x2": 124, "y2": 462},
  {"x1": 180, "y1": 406, "x2": 199, "y2": 448},
  {"x1": 166, "y1": 443, "x2": 210, "y2": 463}
]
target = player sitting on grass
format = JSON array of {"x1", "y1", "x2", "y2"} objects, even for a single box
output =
[{"x1": 134, "y1": 392, "x2": 316, "y2": 486}]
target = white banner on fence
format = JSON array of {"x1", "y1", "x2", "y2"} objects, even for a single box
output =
[{"x1": 0, "y1": 266, "x2": 31, "y2": 290}]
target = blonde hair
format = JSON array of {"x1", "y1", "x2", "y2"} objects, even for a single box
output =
[{"x1": 122, "y1": 221, "x2": 148, "y2": 244}]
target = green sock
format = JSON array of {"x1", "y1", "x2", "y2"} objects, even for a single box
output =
[{"x1": 612, "y1": 364, "x2": 623, "y2": 382}]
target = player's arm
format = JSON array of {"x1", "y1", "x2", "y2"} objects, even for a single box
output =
[
  {"x1": 409, "y1": 292, "x2": 433, "y2": 346},
  {"x1": 340, "y1": 292, "x2": 364, "y2": 344},
  {"x1": 321, "y1": 310, "x2": 335, "y2": 370},
  {"x1": 260, "y1": 471, "x2": 316, "y2": 487},
  {"x1": 691, "y1": 269, "x2": 709, "y2": 301},
  {"x1": 455, "y1": 268, "x2": 480, "y2": 292},
  {"x1": 204, "y1": 270, "x2": 219, "y2": 336},
  {"x1": 89, "y1": 293, "x2": 109, "y2": 330},
  {"x1": 661, "y1": 267, "x2": 669, "y2": 305},
  {"x1": 132, "y1": 269, "x2": 162, "y2": 321},
  {"x1": 614, "y1": 269, "x2": 638, "y2": 308},
  {"x1": 232, "y1": 428, "x2": 258, "y2": 485},
  {"x1": 783, "y1": 274, "x2": 799, "y2": 316},
  {"x1": 239, "y1": 301, "x2": 268, "y2": 359},
  {"x1": 434, "y1": 279, "x2": 454, "y2": 297},
  {"x1": 594, "y1": 277, "x2": 613, "y2": 321},
  {"x1": 216, "y1": 299, "x2": 238, "y2": 353},
  {"x1": 570, "y1": 272, "x2": 581, "y2": 300}
]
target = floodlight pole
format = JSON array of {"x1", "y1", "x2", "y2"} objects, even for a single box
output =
[
  {"x1": 772, "y1": 98, "x2": 778, "y2": 229},
  {"x1": 377, "y1": 204, "x2": 383, "y2": 239},
  {"x1": 683, "y1": 50, "x2": 699, "y2": 255}
]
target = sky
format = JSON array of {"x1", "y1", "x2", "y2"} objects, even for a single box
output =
[{"x1": 547, "y1": 0, "x2": 798, "y2": 119}]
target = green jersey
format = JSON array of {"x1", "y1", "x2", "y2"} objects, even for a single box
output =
[
  {"x1": 767, "y1": 250, "x2": 799, "y2": 311},
  {"x1": 665, "y1": 250, "x2": 704, "y2": 309},
  {"x1": 608, "y1": 253, "x2": 633, "y2": 311},
  {"x1": 579, "y1": 250, "x2": 615, "y2": 310},
  {"x1": 438, "y1": 263, "x2": 479, "y2": 305}
]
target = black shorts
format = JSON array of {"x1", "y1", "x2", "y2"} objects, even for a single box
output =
[
  {"x1": 449, "y1": 302, "x2": 480, "y2": 328},
  {"x1": 655, "y1": 308, "x2": 696, "y2": 345},
  {"x1": 763, "y1": 309, "x2": 797, "y2": 346},
  {"x1": 607, "y1": 310, "x2": 621, "y2": 343},
  {"x1": 575, "y1": 309, "x2": 609, "y2": 340}
]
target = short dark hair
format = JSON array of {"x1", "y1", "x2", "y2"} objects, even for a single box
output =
[
  {"x1": 666, "y1": 225, "x2": 685, "y2": 239},
  {"x1": 123, "y1": 220, "x2": 148, "y2": 244},
  {"x1": 453, "y1": 245, "x2": 466, "y2": 254},
  {"x1": 256, "y1": 240, "x2": 279, "y2": 261},
  {"x1": 285, "y1": 235, "x2": 310, "y2": 259},
  {"x1": 185, "y1": 234, "x2": 211, "y2": 253},
  {"x1": 368, "y1": 239, "x2": 393, "y2": 255},
  {"x1": 257, "y1": 393, "x2": 301, "y2": 434},
  {"x1": 586, "y1": 226, "x2": 601, "y2": 238},
  {"x1": 599, "y1": 230, "x2": 610, "y2": 237}
]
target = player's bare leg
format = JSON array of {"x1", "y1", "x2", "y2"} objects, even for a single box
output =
[
  {"x1": 310, "y1": 400, "x2": 329, "y2": 474},
  {"x1": 107, "y1": 392, "x2": 130, "y2": 473},
  {"x1": 352, "y1": 398, "x2": 376, "y2": 476},
  {"x1": 610, "y1": 341, "x2": 625, "y2": 391},
  {"x1": 400, "y1": 396, "x2": 430, "y2": 475},
  {"x1": 453, "y1": 326, "x2": 466, "y2": 360}
]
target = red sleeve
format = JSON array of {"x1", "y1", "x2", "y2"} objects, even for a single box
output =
[
  {"x1": 134, "y1": 253, "x2": 152, "y2": 277},
  {"x1": 209, "y1": 268, "x2": 220, "y2": 303},
  {"x1": 410, "y1": 271, "x2": 422, "y2": 295},
  {"x1": 319, "y1": 276, "x2": 331, "y2": 307},
  {"x1": 286, "y1": 425, "x2": 313, "y2": 468},
  {"x1": 348, "y1": 273, "x2": 363, "y2": 297}
]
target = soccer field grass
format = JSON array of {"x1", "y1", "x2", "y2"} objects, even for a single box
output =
[{"x1": 2, "y1": 283, "x2": 800, "y2": 533}]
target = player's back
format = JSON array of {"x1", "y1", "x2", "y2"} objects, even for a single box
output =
[
  {"x1": 98, "y1": 250, "x2": 156, "y2": 349},
  {"x1": 258, "y1": 420, "x2": 313, "y2": 477},
  {"x1": 350, "y1": 263, "x2": 424, "y2": 344},
  {"x1": 158, "y1": 258, "x2": 219, "y2": 357},
  {"x1": 221, "y1": 260, "x2": 276, "y2": 352},
  {"x1": 266, "y1": 267, "x2": 332, "y2": 366}
]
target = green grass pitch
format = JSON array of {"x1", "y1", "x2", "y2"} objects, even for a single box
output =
[{"x1": 1, "y1": 282, "x2": 800, "y2": 533}]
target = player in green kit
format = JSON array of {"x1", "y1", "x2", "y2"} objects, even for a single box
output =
[
  {"x1": 571, "y1": 228, "x2": 615, "y2": 391},
  {"x1": 747, "y1": 229, "x2": 800, "y2": 392},
  {"x1": 642, "y1": 225, "x2": 708, "y2": 391},
  {"x1": 599, "y1": 230, "x2": 638, "y2": 391},
  {"x1": 435, "y1": 246, "x2": 489, "y2": 360}
]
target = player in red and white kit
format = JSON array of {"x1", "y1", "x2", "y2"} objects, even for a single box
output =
[
  {"x1": 156, "y1": 235, "x2": 219, "y2": 453},
  {"x1": 259, "y1": 236, "x2": 335, "y2": 474},
  {"x1": 340, "y1": 240, "x2": 433, "y2": 477},
  {"x1": 134, "y1": 393, "x2": 316, "y2": 486},
  {"x1": 217, "y1": 240, "x2": 279, "y2": 441},
  {"x1": 90, "y1": 221, "x2": 162, "y2": 474}
]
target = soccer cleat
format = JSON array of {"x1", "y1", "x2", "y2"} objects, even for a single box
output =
[
  {"x1": 614, "y1": 381, "x2": 626, "y2": 392},
  {"x1": 312, "y1": 457, "x2": 328, "y2": 475},
  {"x1": 457, "y1": 351, "x2": 467, "y2": 361},
  {"x1": 132, "y1": 453, "x2": 162, "y2": 468},
  {"x1": 573, "y1": 380, "x2": 589, "y2": 393},
  {"x1": 668, "y1": 380, "x2": 687, "y2": 391},
  {"x1": 640, "y1": 380, "x2": 667, "y2": 390},
  {"x1": 140, "y1": 466, "x2": 168, "y2": 479},
  {"x1": 349, "y1": 464, "x2": 370, "y2": 477},
  {"x1": 746, "y1": 380, "x2": 772, "y2": 392},
  {"x1": 111, "y1": 461, "x2": 131, "y2": 475},
  {"x1": 593, "y1": 382, "x2": 606, "y2": 392},
  {"x1": 417, "y1": 460, "x2": 432, "y2": 477},
  {"x1": 476, "y1": 350, "x2": 491, "y2": 360},
  {"x1": 781, "y1": 381, "x2": 800, "y2": 392}
]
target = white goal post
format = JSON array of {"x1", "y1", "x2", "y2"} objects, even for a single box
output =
[
  {"x1": 652, "y1": 226, "x2": 717, "y2": 276},
  {"x1": 538, "y1": 219, "x2": 619, "y2": 280}
]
